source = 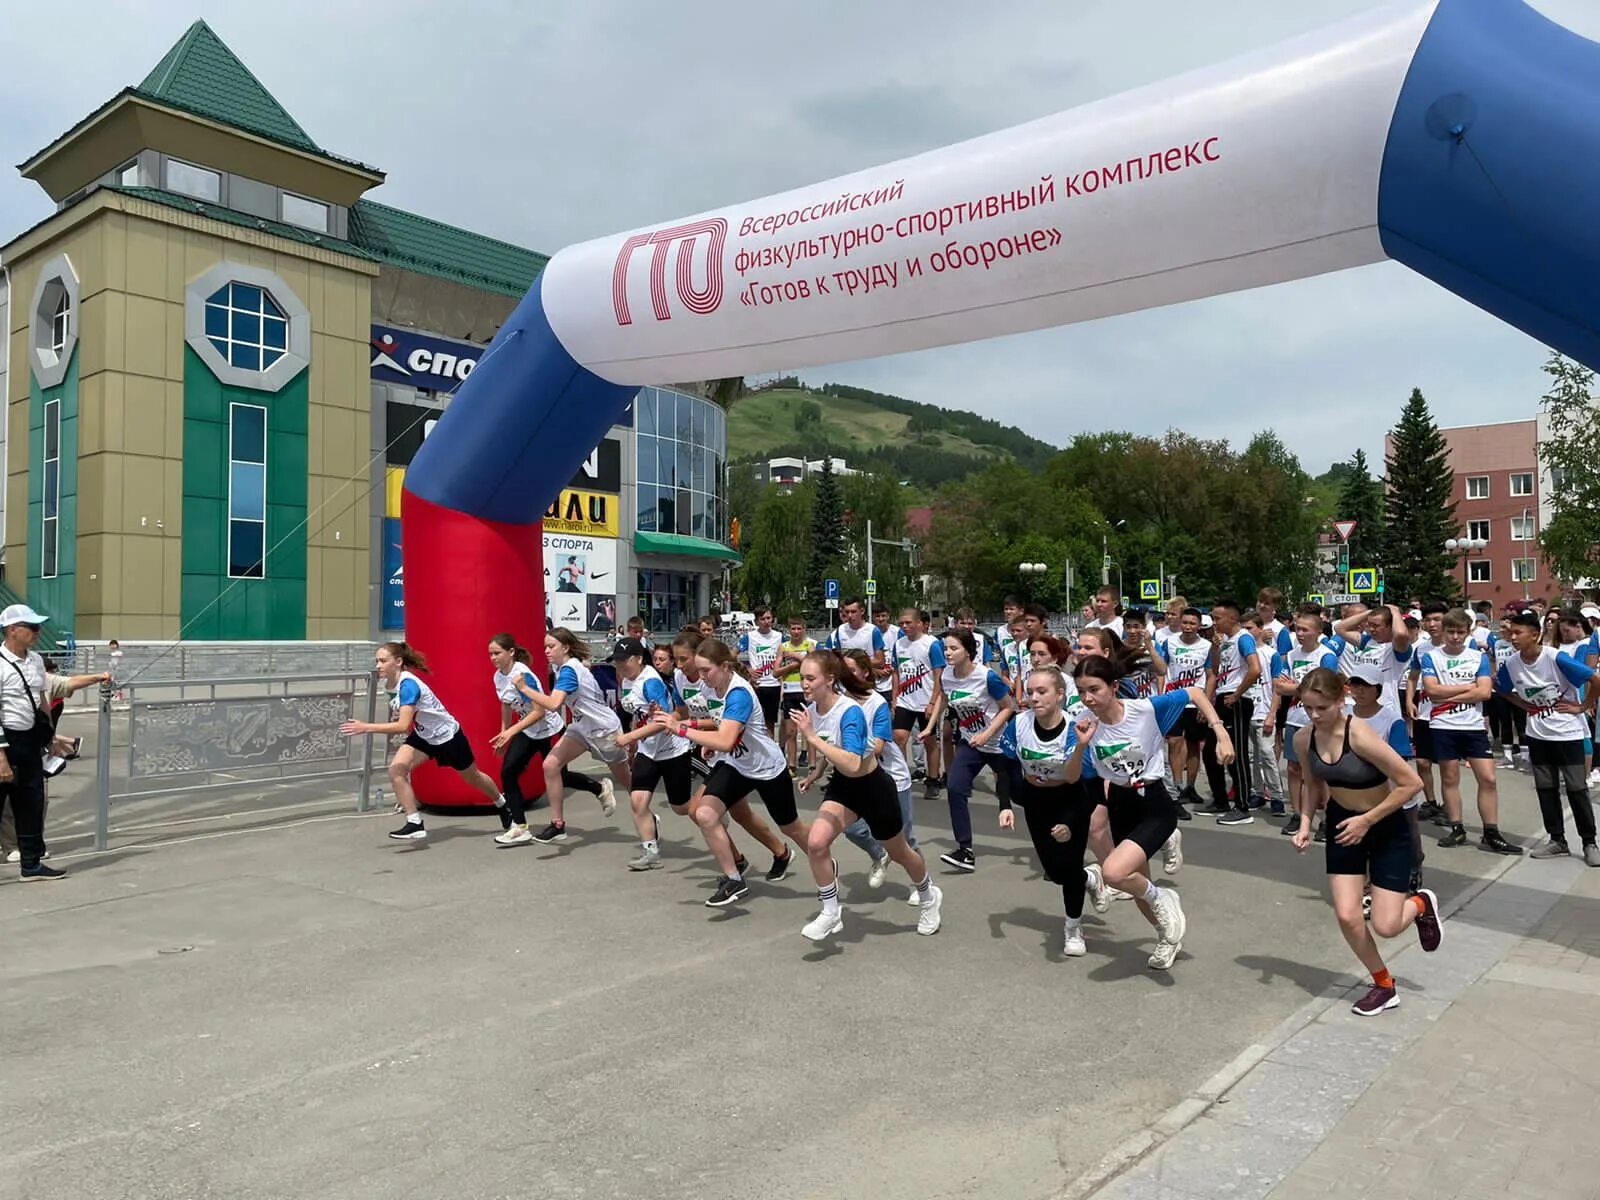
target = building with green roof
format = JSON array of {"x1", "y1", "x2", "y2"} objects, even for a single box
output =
[{"x1": 1, "y1": 20, "x2": 734, "y2": 642}]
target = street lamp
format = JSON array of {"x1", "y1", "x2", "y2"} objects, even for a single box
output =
[
  {"x1": 1102, "y1": 519, "x2": 1126, "y2": 586},
  {"x1": 1019, "y1": 561, "x2": 1048, "y2": 604},
  {"x1": 1444, "y1": 537, "x2": 1488, "y2": 596}
]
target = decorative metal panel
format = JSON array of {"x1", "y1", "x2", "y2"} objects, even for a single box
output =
[{"x1": 130, "y1": 693, "x2": 352, "y2": 778}]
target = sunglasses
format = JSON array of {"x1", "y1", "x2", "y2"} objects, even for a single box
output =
[{"x1": 20, "y1": 623, "x2": 40, "y2": 632}]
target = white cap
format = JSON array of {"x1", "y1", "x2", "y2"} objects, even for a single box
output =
[
  {"x1": 0, "y1": 603, "x2": 47, "y2": 628},
  {"x1": 1200, "y1": 613, "x2": 1214, "y2": 628},
  {"x1": 1345, "y1": 660, "x2": 1385, "y2": 686},
  {"x1": 1583, "y1": 605, "x2": 1600, "y2": 622}
]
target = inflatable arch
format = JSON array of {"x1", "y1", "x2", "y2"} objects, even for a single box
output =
[{"x1": 402, "y1": 0, "x2": 1600, "y2": 803}]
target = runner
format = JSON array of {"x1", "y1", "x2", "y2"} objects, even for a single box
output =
[
  {"x1": 832, "y1": 648, "x2": 920, "y2": 890},
  {"x1": 871, "y1": 602, "x2": 904, "y2": 700},
  {"x1": 1273, "y1": 609, "x2": 1342, "y2": 838},
  {"x1": 1119, "y1": 610, "x2": 1167, "y2": 700},
  {"x1": 1083, "y1": 586, "x2": 1125, "y2": 638},
  {"x1": 651, "y1": 643, "x2": 676, "y2": 680},
  {"x1": 775, "y1": 616, "x2": 816, "y2": 773},
  {"x1": 1406, "y1": 602, "x2": 1448, "y2": 824},
  {"x1": 995, "y1": 595, "x2": 1026, "y2": 669},
  {"x1": 1157, "y1": 607, "x2": 1211, "y2": 810},
  {"x1": 1497, "y1": 611, "x2": 1599, "y2": 865},
  {"x1": 1346, "y1": 661, "x2": 1427, "y2": 894},
  {"x1": 660, "y1": 639, "x2": 811, "y2": 907},
  {"x1": 1486, "y1": 612, "x2": 1528, "y2": 770},
  {"x1": 1203, "y1": 599, "x2": 1260, "y2": 826},
  {"x1": 1154, "y1": 596, "x2": 1188, "y2": 649},
  {"x1": 997, "y1": 665, "x2": 1100, "y2": 957},
  {"x1": 609, "y1": 637, "x2": 693, "y2": 870},
  {"x1": 1063, "y1": 657, "x2": 1235, "y2": 970},
  {"x1": 892, "y1": 607, "x2": 947, "y2": 797},
  {"x1": 790, "y1": 650, "x2": 943, "y2": 939},
  {"x1": 1241, "y1": 612, "x2": 1287, "y2": 814},
  {"x1": 1333, "y1": 602, "x2": 1415, "y2": 712},
  {"x1": 672, "y1": 631, "x2": 788, "y2": 877},
  {"x1": 1419, "y1": 609, "x2": 1522, "y2": 854},
  {"x1": 484, "y1": 633, "x2": 569, "y2": 846},
  {"x1": 738, "y1": 606, "x2": 785, "y2": 735},
  {"x1": 519, "y1": 629, "x2": 630, "y2": 844},
  {"x1": 826, "y1": 597, "x2": 887, "y2": 678},
  {"x1": 1003, "y1": 615, "x2": 1032, "y2": 699},
  {"x1": 1289, "y1": 667, "x2": 1441, "y2": 1016},
  {"x1": 927, "y1": 626, "x2": 1016, "y2": 872},
  {"x1": 340, "y1": 642, "x2": 503, "y2": 842},
  {"x1": 1028, "y1": 634, "x2": 1077, "y2": 713}
]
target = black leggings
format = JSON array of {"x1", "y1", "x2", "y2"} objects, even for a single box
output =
[
  {"x1": 1487, "y1": 695, "x2": 1526, "y2": 749},
  {"x1": 1010, "y1": 768, "x2": 1095, "y2": 920},
  {"x1": 1528, "y1": 737, "x2": 1596, "y2": 846},
  {"x1": 501, "y1": 734, "x2": 600, "y2": 825},
  {"x1": 1203, "y1": 695, "x2": 1253, "y2": 808}
]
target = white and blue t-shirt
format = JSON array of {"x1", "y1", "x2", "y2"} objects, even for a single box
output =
[
  {"x1": 1418, "y1": 645, "x2": 1491, "y2": 731},
  {"x1": 494, "y1": 662, "x2": 562, "y2": 741},
  {"x1": 939, "y1": 665, "x2": 1011, "y2": 753},
  {"x1": 701, "y1": 674, "x2": 788, "y2": 780},
  {"x1": 1000, "y1": 710, "x2": 1080, "y2": 786},
  {"x1": 393, "y1": 670, "x2": 459, "y2": 745},
  {"x1": 860, "y1": 691, "x2": 912, "y2": 791},
  {"x1": 1212, "y1": 630, "x2": 1260, "y2": 697},
  {"x1": 620, "y1": 664, "x2": 689, "y2": 761},
  {"x1": 874, "y1": 624, "x2": 904, "y2": 693},
  {"x1": 1273, "y1": 640, "x2": 1342, "y2": 729},
  {"x1": 1497, "y1": 647, "x2": 1595, "y2": 742},
  {"x1": 738, "y1": 628, "x2": 784, "y2": 690},
  {"x1": 828, "y1": 621, "x2": 886, "y2": 658},
  {"x1": 806, "y1": 695, "x2": 871, "y2": 759},
  {"x1": 1340, "y1": 635, "x2": 1413, "y2": 711},
  {"x1": 894, "y1": 634, "x2": 947, "y2": 713},
  {"x1": 1080, "y1": 692, "x2": 1189, "y2": 787},
  {"x1": 552, "y1": 659, "x2": 623, "y2": 740},
  {"x1": 1157, "y1": 636, "x2": 1210, "y2": 708},
  {"x1": 1351, "y1": 702, "x2": 1418, "y2": 809}
]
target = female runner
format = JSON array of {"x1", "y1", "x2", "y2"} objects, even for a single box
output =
[
  {"x1": 512, "y1": 629, "x2": 628, "y2": 844},
  {"x1": 790, "y1": 649, "x2": 943, "y2": 940},
  {"x1": 928, "y1": 627, "x2": 1016, "y2": 873},
  {"x1": 1063, "y1": 658, "x2": 1232, "y2": 970},
  {"x1": 610, "y1": 637, "x2": 692, "y2": 870},
  {"x1": 1290, "y1": 668, "x2": 1442, "y2": 1015},
  {"x1": 341, "y1": 642, "x2": 502, "y2": 841},
  {"x1": 484, "y1": 633, "x2": 564, "y2": 844},
  {"x1": 660, "y1": 639, "x2": 811, "y2": 908},
  {"x1": 998, "y1": 665, "x2": 1101, "y2": 957}
]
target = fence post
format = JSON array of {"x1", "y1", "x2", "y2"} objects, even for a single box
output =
[
  {"x1": 94, "y1": 679, "x2": 113, "y2": 851},
  {"x1": 357, "y1": 670, "x2": 379, "y2": 813}
]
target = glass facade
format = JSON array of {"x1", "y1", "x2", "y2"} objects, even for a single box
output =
[
  {"x1": 42, "y1": 399, "x2": 60, "y2": 579},
  {"x1": 228, "y1": 403, "x2": 267, "y2": 578},
  {"x1": 634, "y1": 385, "x2": 727, "y2": 543},
  {"x1": 637, "y1": 569, "x2": 698, "y2": 634}
]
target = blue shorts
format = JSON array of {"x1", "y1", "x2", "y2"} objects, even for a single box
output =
[
  {"x1": 1430, "y1": 727, "x2": 1492, "y2": 762},
  {"x1": 1284, "y1": 724, "x2": 1305, "y2": 765}
]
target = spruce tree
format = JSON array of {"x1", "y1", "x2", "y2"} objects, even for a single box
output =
[
  {"x1": 1384, "y1": 389, "x2": 1459, "y2": 601},
  {"x1": 808, "y1": 453, "x2": 848, "y2": 615},
  {"x1": 1535, "y1": 352, "x2": 1600, "y2": 583},
  {"x1": 1336, "y1": 448, "x2": 1385, "y2": 578}
]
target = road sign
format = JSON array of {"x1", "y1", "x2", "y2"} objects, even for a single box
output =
[
  {"x1": 1333, "y1": 519, "x2": 1358, "y2": 543},
  {"x1": 1307, "y1": 593, "x2": 1325, "y2": 606},
  {"x1": 824, "y1": 578, "x2": 840, "y2": 601},
  {"x1": 864, "y1": 578, "x2": 877, "y2": 596},
  {"x1": 824, "y1": 597, "x2": 840, "y2": 610},
  {"x1": 1139, "y1": 579, "x2": 1160, "y2": 601},
  {"x1": 1327, "y1": 593, "x2": 1360, "y2": 605},
  {"x1": 1349, "y1": 568, "x2": 1377, "y2": 594}
]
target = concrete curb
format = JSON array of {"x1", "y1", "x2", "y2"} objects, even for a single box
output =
[{"x1": 1061, "y1": 847, "x2": 1523, "y2": 1200}]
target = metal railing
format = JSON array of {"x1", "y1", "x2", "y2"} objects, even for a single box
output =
[{"x1": 91, "y1": 670, "x2": 381, "y2": 850}]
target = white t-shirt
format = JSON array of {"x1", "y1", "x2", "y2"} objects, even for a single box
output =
[
  {"x1": 552, "y1": 659, "x2": 622, "y2": 740},
  {"x1": 893, "y1": 634, "x2": 947, "y2": 712},
  {"x1": 1418, "y1": 645, "x2": 1491, "y2": 732},
  {"x1": 494, "y1": 662, "x2": 562, "y2": 740},
  {"x1": 862, "y1": 691, "x2": 912, "y2": 792},
  {"x1": 701, "y1": 674, "x2": 787, "y2": 779},
  {"x1": 1212, "y1": 630, "x2": 1259, "y2": 697},
  {"x1": 1085, "y1": 615, "x2": 1125, "y2": 639},
  {"x1": 1000, "y1": 710, "x2": 1080, "y2": 786},
  {"x1": 1497, "y1": 647, "x2": 1594, "y2": 742},
  {"x1": 1081, "y1": 693, "x2": 1190, "y2": 787},
  {"x1": 939, "y1": 665, "x2": 1011, "y2": 753},
  {"x1": 620, "y1": 664, "x2": 689, "y2": 761},
  {"x1": 1275, "y1": 640, "x2": 1342, "y2": 728},
  {"x1": 392, "y1": 670, "x2": 459, "y2": 745},
  {"x1": 1340, "y1": 635, "x2": 1413, "y2": 712},
  {"x1": 739, "y1": 628, "x2": 784, "y2": 689},
  {"x1": 1157, "y1": 636, "x2": 1210, "y2": 708}
]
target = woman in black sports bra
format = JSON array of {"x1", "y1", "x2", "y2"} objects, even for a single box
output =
[{"x1": 1291, "y1": 667, "x2": 1441, "y2": 1017}]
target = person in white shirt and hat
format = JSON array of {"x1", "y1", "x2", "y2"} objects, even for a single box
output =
[{"x1": 0, "y1": 604, "x2": 69, "y2": 879}]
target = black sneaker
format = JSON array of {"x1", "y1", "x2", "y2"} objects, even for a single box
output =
[
  {"x1": 939, "y1": 846, "x2": 976, "y2": 872},
  {"x1": 19, "y1": 862, "x2": 66, "y2": 881},
  {"x1": 1217, "y1": 809, "x2": 1254, "y2": 826},
  {"x1": 531, "y1": 822, "x2": 568, "y2": 844},
  {"x1": 1269, "y1": 799, "x2": 1286, "y2": 816},
  {"x1": 388, "y1": 821, "x2": 427, "y2": 841},
  {"x1": 1202, "y1": 800, "x2": 1230, "y2": 816},
  {"x1": 924, "y1": 776, "x2": 945, "y2": 795},
  {"x1": 1173, "y1": 802, "x2": 1193, "y2": 823},
  {"x1": 1281, "y1": 815, "x2": 1301, "y2": 836},
  {"x1": 766, "y1": 848, "x2": 795, "y2": 883},
  {"x1": 735, "y1": 853, "x2": 750, "y2": 876},
  {"x1": 912, "y1": 767, "x2": 927, "y2": 783},
  {"x1": 1480, "y1": 828, "x2": 1524, "y2": 856},
  {"x1": 1437, "y1": 825, "x2": 1467, "y2": 848},
  {"x1": 705, "y1": 876, "x2": 749, "y2": 907},
  {"x1": 1312, "y1": 821, "x2": 1327, "y2": 844},
  {"x1": 1179, "y1": 785, "x2": 1201, "y2": 805},
  {"x1": 497, "y1": 805, "x2": 513, "y2": 831},
  {"x1": 1418, "y1": 800, "x2": 1444, "y2": 823}
]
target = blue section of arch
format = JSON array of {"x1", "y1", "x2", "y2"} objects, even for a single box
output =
[
  {"x1": 1378, "y1": 0, "x2": 1600, "y2": 370},
  {"x1": 404, "y1": 274, "x2": 637, "y2": 523}
]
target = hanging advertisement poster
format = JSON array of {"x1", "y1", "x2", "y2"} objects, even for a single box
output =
[{"x1": 543, "y1": 532, "x2": 618, "y2": 632}]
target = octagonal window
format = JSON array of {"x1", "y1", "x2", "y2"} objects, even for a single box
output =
[{"x1": 205, "y1": 282, "x2": 289, "y2": 372}]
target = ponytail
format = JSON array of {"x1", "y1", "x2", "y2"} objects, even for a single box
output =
[
  {"x1": 490, "y1": 631, "x2": 532, "y2": 666},
  {"x1": 380, "y1": 641, "x2": 428, "y2": 673},
  {"x1": 697, "y1": 637, "x2": 752, "y2": 681},
  {"x1": 839, "y1": 648, "x2": 879, "y2": 698},
  {"x1": 807, "y1": 648, "x2": 871, "y2": 698},
  {"x1": 547, "y1": 628, "x2": 591, "y2": 662}
]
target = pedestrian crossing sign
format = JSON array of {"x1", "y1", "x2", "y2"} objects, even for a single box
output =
[
  {"x1": 1349, "y1": 568, "x2": 1377, "y2": 594},
  {"x1": 1139, "y1": 579, "x2": 1160, "y2": 601},
  {"x1": 1307, "y1": 593, "x2": 1325, "y2": 607},
  {"x1": 865, "y1": 578, "x2": 877, "y2": 596}
]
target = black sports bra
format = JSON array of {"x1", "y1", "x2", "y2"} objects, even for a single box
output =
[{"x1": 1306, "y1": 720, "x2": 1388, "y2": 790}]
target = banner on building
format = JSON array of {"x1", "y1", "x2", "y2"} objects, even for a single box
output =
[
  {"x1": 544, "y1": 533, "x2": 618, "y2": 632},
  {"x1": 382, "y1": 518, "x2": 405, "y2": 628},
  {"x1": 544, "y1": 488, "x2": 620, "y2": 537}
]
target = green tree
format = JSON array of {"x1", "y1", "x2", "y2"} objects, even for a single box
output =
[
  {"x1": 1336, "y1": 448, "x2": 1386, "y2": 579},
  {"x1": 807, "y1": 455, "x2": 848, "y2": 616},
  {"x1": 1536, "y1": 352, "x2": 1600, "y2": 583},
  {"x1": 734, "y1": 482, "x2": 813, "y2": 616},
  {"x1": 1384, "y1": 388, "x2": 1458, "y2": 601}
]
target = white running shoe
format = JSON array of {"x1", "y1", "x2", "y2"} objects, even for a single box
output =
[
  {"x1": 1589, "y1": 769, "x2": 1600, "y2": 788},
  {"x1": 1148, "y1": 937, "x2": 1180, "y2": 970},
  {"x1": 1084, "y1": 864, "x2": 1111, "y2": 914},
  {"x1": 1063, "y1": 923, "x2": 1086, "y2": 957},
  {"x1": 868, "y1": 855, "x2": 890, "y2": 889},
  {"x1": 1162, "y1": 829, "x2": 1184, "y2": 876},
  {"x1": 1152, "y1": 888, "x2": 1187, "y2": 946},
  {"x1": 3, "y1": 850, "x2": 17, "y2": 864},
  {"x1": 802, "y1": 907, "x2": 845, "y2": 941},
  {"x1": 599, "y1": 779, "x2": 617, "y2": 817},
  {"x1": 917, "y1": 885, "x2": 943, "y2": 935},
  {"x1": 1109, "y1": 887, "x2": 1135, "y2": 902},
  {"x1": 627, "y1": 845, "x2": 662, "y2": 871},
  {"x1": 494, "y1": 824, "x2": 533, "y2": 847},
  {"x1": 907, "y1": 886, "x2": 922, "y2": 906}
]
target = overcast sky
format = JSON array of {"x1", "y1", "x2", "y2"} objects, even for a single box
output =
[{"x1": 4, "y1": 0, "x2": 1594, "y2": 475}]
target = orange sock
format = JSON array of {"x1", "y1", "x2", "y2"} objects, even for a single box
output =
[
  {"x1": 1373, "y1": 968, "x2": 1394, "y2": 990},
  {"x1": 1409, "y1": 894, "x2": 1427, "y2": 917}
]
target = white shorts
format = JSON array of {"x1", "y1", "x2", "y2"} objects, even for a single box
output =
[{"x1": 567, "y1": 727, "x2": 627, "y2": 765}]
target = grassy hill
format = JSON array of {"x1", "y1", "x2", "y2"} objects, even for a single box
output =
[{"x1": 728, "y1": 381, "x2": 1057, "y2": 489}]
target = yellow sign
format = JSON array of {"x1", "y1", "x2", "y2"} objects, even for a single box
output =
[
  {"x1": 544, "y1": 488, "x2": 620, "y2": 537},
  {"x1": 386, "y1": 466, "x2": 406, "y2": 520}
]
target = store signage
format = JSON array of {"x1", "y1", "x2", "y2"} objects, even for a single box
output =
[
  {"x1": 370, "y1": 325, "x2": 484, "y2": 391},
  {"x1": 569, "y1": 436, "x2": 622, "y2": 492},
  {"x1": 544, "y1": 533, "x2": 618, "y2": 632},
  {"x1": 382, "y1": 518, "x2": 404, "y2": 627},
  {"x1": 544, "y1": 487, "x2": 620, "y2": 537}
]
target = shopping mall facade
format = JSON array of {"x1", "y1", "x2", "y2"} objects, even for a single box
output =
[{"x1": 0, "y1": 20, "x2": 737, "y2": 643}]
